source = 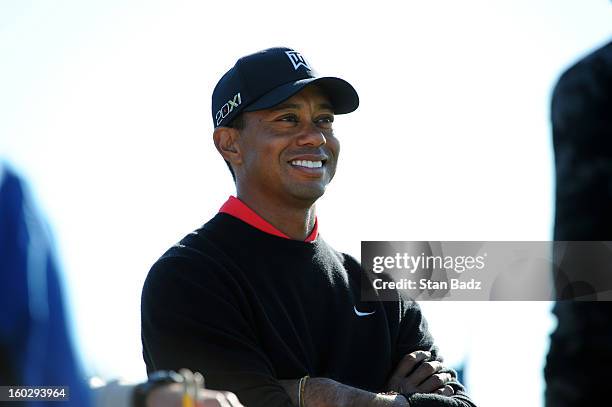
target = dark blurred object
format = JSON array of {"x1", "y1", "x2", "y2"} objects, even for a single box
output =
[
  {"x1": 545, "y1": 39, "x2": 612, "y2": 407},
  {"x1": 552, "y1": 41, "x2": 612, "y2": 238},
  {"x1": 0, "y1": 163, "x2": 91, "y2": 407}
]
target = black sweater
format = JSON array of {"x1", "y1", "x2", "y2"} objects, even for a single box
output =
[{"x1": 141, "y1": 213, "x2": 475, "y2": 407}]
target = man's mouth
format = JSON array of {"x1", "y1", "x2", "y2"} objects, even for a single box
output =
[{"x1": 290, "y1": 160, "x2": 324, "y2": 169}]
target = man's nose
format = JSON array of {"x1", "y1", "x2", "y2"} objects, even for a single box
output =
[{"x1": 296, "y1": 122, "x2": 326, "y2": 147}]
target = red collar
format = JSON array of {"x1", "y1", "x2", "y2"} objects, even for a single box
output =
[{"x1": 218, "y1": 196, "x2": 318, "y2": 242}]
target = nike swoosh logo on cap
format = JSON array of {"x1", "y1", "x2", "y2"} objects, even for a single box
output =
[{"x1": 354, "y1": 306, "x2": 376, "y2": 317}]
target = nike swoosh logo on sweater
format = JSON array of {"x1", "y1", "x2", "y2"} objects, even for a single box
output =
[{"x1": 354, "y1": 306, "x2": 376, "y2": 317}]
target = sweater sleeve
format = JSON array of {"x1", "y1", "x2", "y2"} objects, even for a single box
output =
[
  {"x1": 394, "y1": 299, "x2": 477, "y2": 407},
  {"x1": 141, "y1": 254, "x2": 293, "y2": 407}
]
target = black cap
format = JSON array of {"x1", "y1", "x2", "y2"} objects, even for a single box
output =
[{"x1": 211, "y1": 47, "x2": 359, "y2": 128}]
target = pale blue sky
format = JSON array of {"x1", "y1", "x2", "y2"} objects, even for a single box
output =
[{"x1": 1, "y1": 1, "x2": 611, "y2": 406}]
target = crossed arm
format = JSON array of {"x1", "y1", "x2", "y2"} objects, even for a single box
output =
[
  {"x1": 278, "y1": 350, "x2": 457, "y2": 407},
  {"x1": 140, "y1": 358, "x2": 451, "y2": 407}
]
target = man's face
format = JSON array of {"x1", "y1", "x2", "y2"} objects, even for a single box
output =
[{"x1": 236, "y1": 85, "x2": 339, "y2": 206}]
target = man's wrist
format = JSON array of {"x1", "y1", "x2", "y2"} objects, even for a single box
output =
[{"x1": 300, "y1": 377, "x2": 348, "y2": 407}]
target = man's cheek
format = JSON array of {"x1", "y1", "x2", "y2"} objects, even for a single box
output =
[{"x1": 327, "y1": 161, "x2": 338, "y2": 182}]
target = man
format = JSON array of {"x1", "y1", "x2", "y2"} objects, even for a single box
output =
[{"x1": 141, "y1": 47, "x2": 475, "y2": 407}]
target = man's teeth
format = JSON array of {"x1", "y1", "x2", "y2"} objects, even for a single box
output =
[{"x1": 291, "y1": 160, "x2": 323, "y2": 168}]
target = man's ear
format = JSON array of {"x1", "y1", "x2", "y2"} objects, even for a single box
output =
[{"x1": 213, "y1": 127, "x2": 242, "y2": 166}]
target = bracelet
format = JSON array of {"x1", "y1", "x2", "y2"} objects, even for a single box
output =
[{"x1": 297, "y1": 375, "x2": 309, "y2": 407}]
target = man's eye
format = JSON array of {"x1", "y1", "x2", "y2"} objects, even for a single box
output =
[
  {"x1": 278, "y1": 115, "x2": 298, "y2": 122},
  {"x1": 317, "y1": 116, "x2": 334, "y2": 125}
]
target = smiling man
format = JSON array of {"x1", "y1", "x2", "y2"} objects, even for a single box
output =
[{"x1": 141, "y1": 47, "x2": 476, "y2": 407}]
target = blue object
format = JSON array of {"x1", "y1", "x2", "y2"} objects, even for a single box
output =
[{"x1": 0, "y1": 163, "x2": 91, "y2": 407}]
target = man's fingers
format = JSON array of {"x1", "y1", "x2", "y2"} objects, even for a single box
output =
[
  {"x1": 390, "y1": 351, "x2": 431, "y2": 381},
  {"x1": 434, "y1": 385, "x2": 455, "y2": 397},
  {"x1": 403, "y1": 360, "x2": 443, "y2": 388},
  {"x1": 417, "y1": 372, "x2": 453, "y2": 393}
]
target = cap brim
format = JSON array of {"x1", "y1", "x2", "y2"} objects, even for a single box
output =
[{"x1": 243, "y1": 77, "x2": 359, "y2": 114}]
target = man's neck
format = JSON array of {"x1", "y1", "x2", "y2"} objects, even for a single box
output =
[{"x1": 236, "y1": 191, "x2": 316, "y2": 241}]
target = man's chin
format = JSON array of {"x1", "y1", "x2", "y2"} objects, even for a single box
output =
[{"x1": 286, "y1": 183, "x2": 327, "y2": 205}]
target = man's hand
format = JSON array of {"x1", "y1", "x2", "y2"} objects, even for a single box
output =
[{"x1": 386, "y1": 351, "x2": 454, "y2": 397}]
